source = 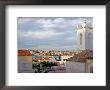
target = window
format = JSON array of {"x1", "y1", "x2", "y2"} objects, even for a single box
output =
[
  {"x1": 80, "y1": 33, "x2": 82, "y2": 45},
  {"x1": 88, "y1": 33, "x2": 91, "y2": 39}
]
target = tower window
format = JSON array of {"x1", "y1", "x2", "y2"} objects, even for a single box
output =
[
  {"x1": 88, "y1": 33, "x2": 91, "y2": 39},
  {"x1": 80, "y1": 33, "x2": 82, "y2": 45}
]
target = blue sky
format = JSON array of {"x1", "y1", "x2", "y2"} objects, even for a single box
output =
[{"x1": 17, "y1": 17, "x2": 93, "y2": 50}]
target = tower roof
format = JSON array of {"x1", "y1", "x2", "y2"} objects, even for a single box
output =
[
  {"x1": 76, "y1": 20, "x2": 93, "y2": 30},
  {"x1": 82, "y1": 19, "x2": 88, "y2": 28}
]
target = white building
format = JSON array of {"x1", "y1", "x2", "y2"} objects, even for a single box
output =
[{"x1": 76, "y1": 20, "x2": 93, "y2": 50}]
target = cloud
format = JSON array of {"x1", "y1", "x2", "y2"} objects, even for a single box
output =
[
  {"x1": 35, "y1": 18, "x2": 75, "y2": 30},
  {"x1": 35, "y1": 18, "x2": 56, "y2": 29},
  {"x1": 18, "y1": 29, "x2": 64, "y2": 39},
  {"x1": 17, "y1": 18, "x2": 33, "y2": 25},
  {"x1": 17, "y1": 17, "x2": 93, "y2": 50},
  {"x1": 53, "y1": 18, "x2": 65, "y2": 23}
]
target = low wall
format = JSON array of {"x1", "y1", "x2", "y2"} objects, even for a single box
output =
[{"x1": 61, "y1": 56, "x2": 73, "y2": 61}]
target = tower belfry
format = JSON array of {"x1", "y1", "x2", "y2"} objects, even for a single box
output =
[
  {"x1": 76, "y1": 20, "x2": 93, "y2": 50},
  {"x1": 82, "y1": 20, "x2": 88, "y2": 28}
]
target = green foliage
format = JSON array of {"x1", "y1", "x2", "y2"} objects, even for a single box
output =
[{"x1": 32, "y1": 61, "x2": 58, "y2": 73}]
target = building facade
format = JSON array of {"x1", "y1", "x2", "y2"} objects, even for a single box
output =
[{"x1": 76, "y1": 20, "x2": 93, "y2": 50}]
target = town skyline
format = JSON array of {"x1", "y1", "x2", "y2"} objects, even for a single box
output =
[{"x1": 18, "y1": 17, "x2": 93, "y2": 50}]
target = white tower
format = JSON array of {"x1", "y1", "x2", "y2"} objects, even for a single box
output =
[{"x1": 76, "y1": 20, "x2": 93, "y2": 50}]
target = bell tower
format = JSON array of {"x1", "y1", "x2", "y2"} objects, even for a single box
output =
[{"x1": 76, "y1": 20, "x2": 93, "y2": 50}]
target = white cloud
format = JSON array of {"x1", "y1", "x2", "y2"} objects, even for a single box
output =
[
  {"x1": 35, "y1": 18, "x2": 56, "y2": 29},
  {"x1": 67, "y1": 37, "x2": 76, "y2": 41},
  {"x1": 18, "y1": 17, "x2": 92, "y2": 30},
  {"x1": 18, "y1": 29, "x2": 64, "y2": 39},
  {"x1": 53, "y1": 18, "x2": 65, "y2": 23},
  {"x1": 18, "y1": 17, "x2": 92, "y2": 50},
  {"x1": 35, "y1": 18, "x2": 73, "y2": 29},
  {"x1": 18, "y1": 18, "x2": 32, "y2": 25}
]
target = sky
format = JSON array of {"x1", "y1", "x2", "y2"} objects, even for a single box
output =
[{"x1": 17, "y1": 17, "x2": 93, "y2": 50}]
